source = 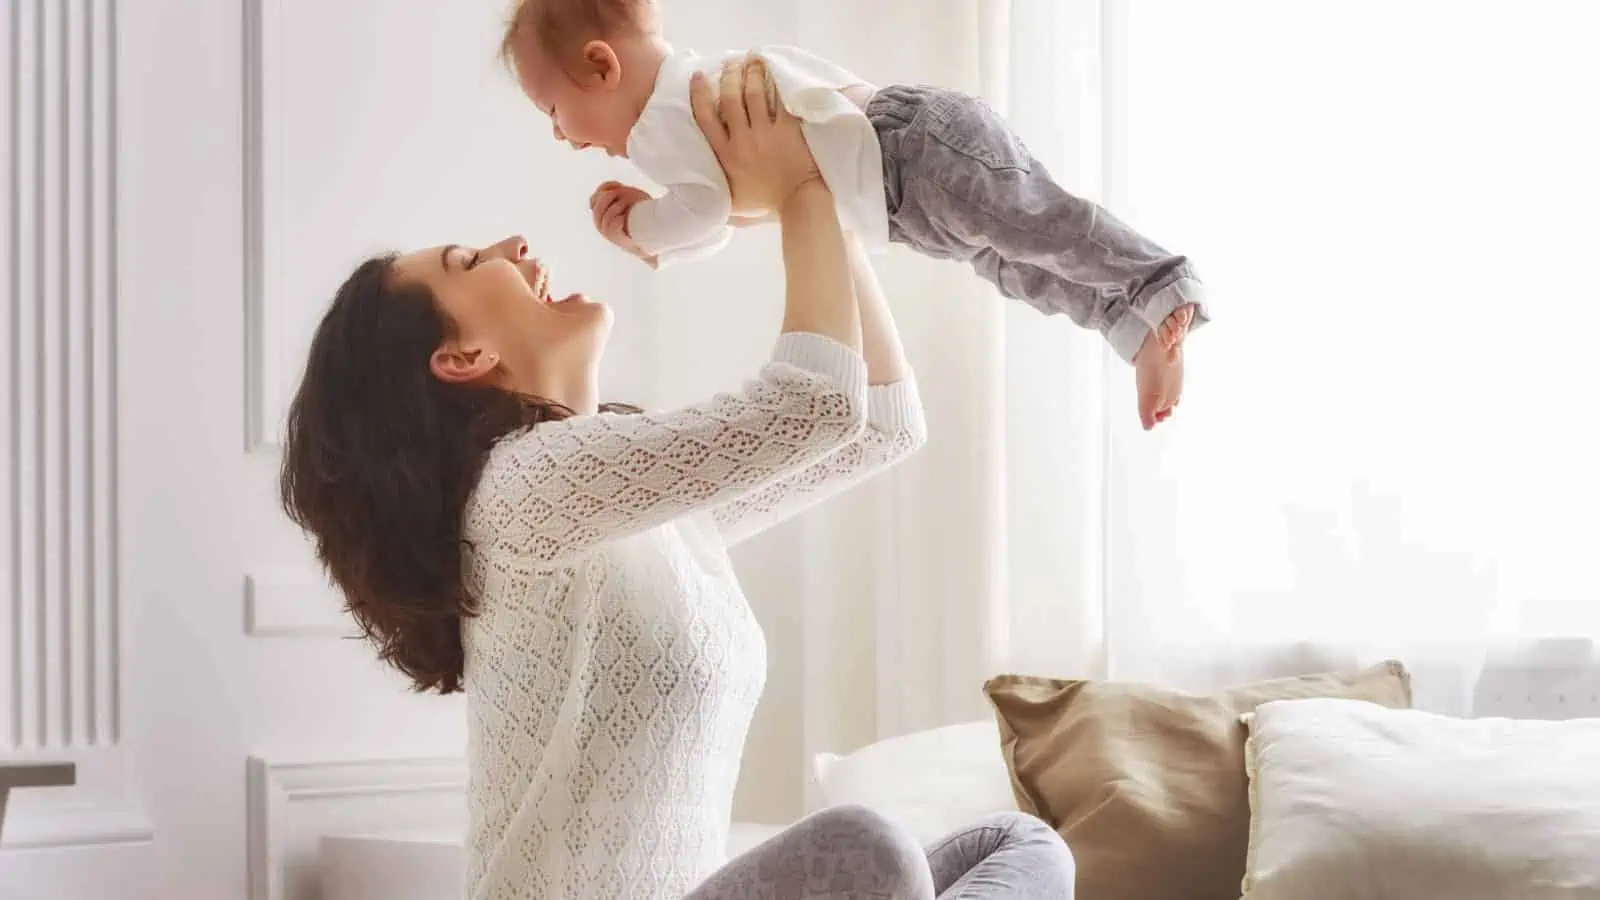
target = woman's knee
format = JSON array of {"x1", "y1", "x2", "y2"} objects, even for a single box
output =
[
  {"x1": 693, "y1": 806, "x2": 934, "y2": 899},
  {"x1": 809, "y1": 803, "x2": 923, "y2": 859},
  {"x1": 987, "y1": 811, "x2": 1076, "y2": 884},
  {"x1": 806, "y1": 805, "x2": 933, "y2": 894},
  {"x1": 979, "y1": 810, "x2": 1061, "y2": 839}
]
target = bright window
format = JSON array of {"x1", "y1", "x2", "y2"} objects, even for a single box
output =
[{"x1": 1101, "y1": 1, "x2": 1600, "y2": 659}]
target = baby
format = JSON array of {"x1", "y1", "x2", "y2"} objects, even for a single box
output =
[{"x1": 500, "y1": 0, "x2": 1207, "y2": 429}]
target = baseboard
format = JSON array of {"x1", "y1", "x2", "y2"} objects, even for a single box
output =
[{"x1": 246, "y1": 756, "x2": 467, "y2": 900}]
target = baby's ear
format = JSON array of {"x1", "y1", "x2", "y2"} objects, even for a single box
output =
[{"x1": 581, "y1": 40, "x2": 623, "y2": 88}]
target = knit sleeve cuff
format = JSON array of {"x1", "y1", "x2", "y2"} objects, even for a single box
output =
[
  {"x1": 866, "y1": 378, "x2": 926, "y2": 435},
  {"x1": 773, "y1": 333, "x2": 869, "y2": 401}
]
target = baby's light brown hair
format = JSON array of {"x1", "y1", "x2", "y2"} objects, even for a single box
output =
[{"x1": 499, "y1": 0, "x2": 662, "y2": 73}]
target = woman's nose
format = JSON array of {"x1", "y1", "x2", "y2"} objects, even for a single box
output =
[{"x1": 491, "y1": 236, "x2": 529, "y2": 261}]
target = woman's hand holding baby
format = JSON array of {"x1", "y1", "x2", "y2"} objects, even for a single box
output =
[{"x1": 690, "y1": 56, "x2": 821, "y2": 217}]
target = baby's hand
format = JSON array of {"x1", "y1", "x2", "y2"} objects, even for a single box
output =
[
  {"x1": 1134, "y1": 332, "x2": 1184, "y2": 431},
  {"x1": 589, "y1": 181, "x2": 657, "y2": 265}
]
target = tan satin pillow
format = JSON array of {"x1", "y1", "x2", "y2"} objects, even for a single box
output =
[{"x1": 983, "y1": 661, "x2": 1412, "y2": 900}]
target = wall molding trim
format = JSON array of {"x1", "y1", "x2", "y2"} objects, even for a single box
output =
[
  {"x1": 0, "y1": 748, "x2": 154, "y2": 850},
  {"x1": 242, "y1": 0, "x2": 285, "y2": 451},
  {"x1": 244, "y1": 573, "x2": 356, "y2": 638},
  {"x1": 0, "y1": 802, "x2": 155, "y2": 851},
  {"x1": 3, "y1": 0, "x2": 124, "y2": 754},
  {"x1": 0, "y1": 0, "x2": 155, "y2": 859}
]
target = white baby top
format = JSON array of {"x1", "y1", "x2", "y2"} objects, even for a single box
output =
[
  {"x1": 625, "y1": 46, "x2": 891, "y2": 267},
  {"x1": 459, "y1": 332, "x2": 926, "y2": 899}
]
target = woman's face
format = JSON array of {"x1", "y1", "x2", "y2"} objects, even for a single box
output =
[{"x1": 392, "y1": 234, "x2": 611, "y2": 395}]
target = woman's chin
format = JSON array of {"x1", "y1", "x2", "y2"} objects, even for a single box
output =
[
  {"x1": 544, "y1": 292, "x2": 603, "y2": 316},
  {"x1": 572, "y1": 294, "x2": 615, "y2": 332},
  {"x1": 559, "y1": 293, "x2": 610, "y2": 322}
]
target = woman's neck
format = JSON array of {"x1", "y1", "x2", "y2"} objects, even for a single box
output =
[{"x1": 520, "y1": 368, "x2": 599, "y2": 418}]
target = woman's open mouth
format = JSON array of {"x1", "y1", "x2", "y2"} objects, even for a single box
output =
[
  {"x1": 530, "y1": 263, "x2": 551, "y2": 302},
  {"x1": 520, "y1": 259, "x2": 589, "y2": 309}
]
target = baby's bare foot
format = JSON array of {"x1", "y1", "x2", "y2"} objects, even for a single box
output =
[
  {"x1": 1134, "y1": 342, "x2": 1183, "y2": 431},
  {"x1": 1156, "y1": 304, "x2": 1197, "y2": 356}
]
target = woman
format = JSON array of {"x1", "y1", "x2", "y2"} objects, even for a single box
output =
[{"x1": 280, "y1": 57, "x2": 1076, "y2": 899}]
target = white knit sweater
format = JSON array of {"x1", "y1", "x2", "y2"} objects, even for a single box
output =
[{"x1": 459, "y1": 333, "x2": 926, "y2": 899}]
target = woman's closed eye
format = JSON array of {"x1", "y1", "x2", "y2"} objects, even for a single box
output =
[{"x1": 440, "y1": 244, "x2": 482, "y2": 272}]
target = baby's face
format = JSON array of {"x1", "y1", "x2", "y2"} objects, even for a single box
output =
[{"x1": 515, "y1": 42, "x2": 635, "y2": 158}]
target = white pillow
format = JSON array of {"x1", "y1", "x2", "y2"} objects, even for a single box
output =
[
  {"x1": 810, "y1": 720, "x2": 1018, "y2": 844},
  {"x1": 1243, "y1": 698, "x2": 1600, "y2": 900}
]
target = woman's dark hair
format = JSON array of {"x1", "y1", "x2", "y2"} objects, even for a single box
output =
[{"x1": 279, "y1": 253, "x2": 632, "y2": 694}]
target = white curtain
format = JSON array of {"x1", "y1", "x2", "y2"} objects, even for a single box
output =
[
  {"x1": 1093, "y1": 0, "x2": 1600, "y2": 713},
  {"x1": 770, "y1": 2, "x2": 1120, "y2": 769},
  {"x1": 659, "y1": 0, "x2": 1600, "y2": 823},
  {"x1": 746, "y1": 0, "x2": 1117, "y2": 792},
  {"x1": 647, "y1": 0, "x2": 1103, "y2": 820},
  {"x1": 784, "y1": 0, "x2": 1028, "y2": 770},
  {"x1": 791, "y1": 0, "x2": 1600, "y2": 731}
]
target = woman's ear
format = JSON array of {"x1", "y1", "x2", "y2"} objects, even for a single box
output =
[
  {"x1": 582, "y1": 40, "x2": 623, "y2": 88},
  {"x1": 429, "y1": 345, "x2": 500, "y2": 384}
]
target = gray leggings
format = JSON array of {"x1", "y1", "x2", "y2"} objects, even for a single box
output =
[{"x1": 687, "y1": 807, "x2": 1075, "y2": 899}]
